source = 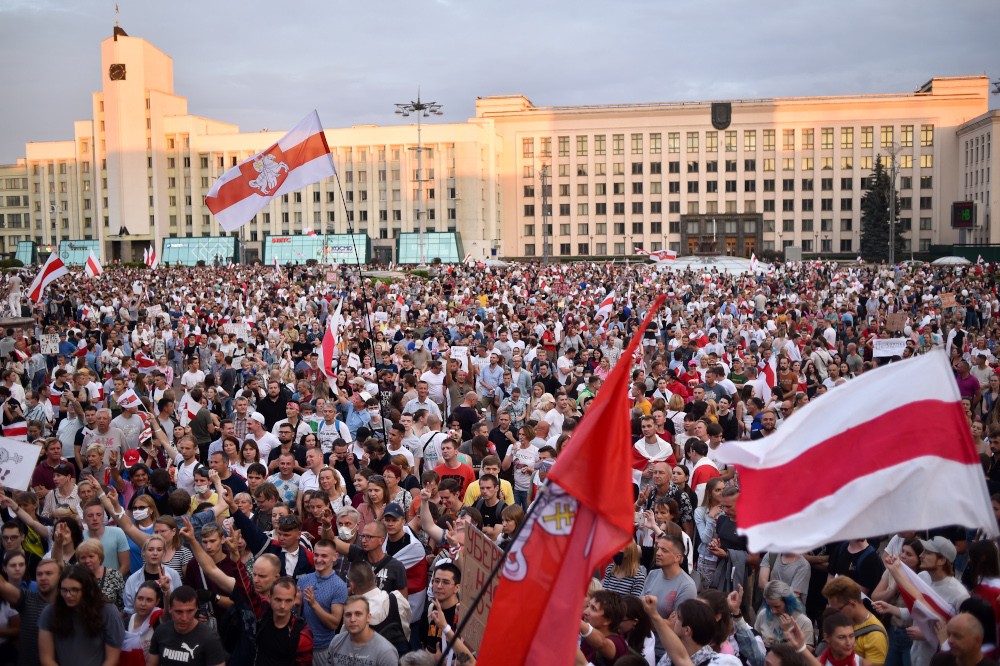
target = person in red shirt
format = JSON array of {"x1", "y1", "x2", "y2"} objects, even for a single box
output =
[{"x1": 433, "y1": 438, "x2": 476, "y2": 500}]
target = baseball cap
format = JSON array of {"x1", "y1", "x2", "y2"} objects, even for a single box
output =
[
  {"x1": 249, "y1": 412, "x2": 266, "y2": 425},
  {"x1": 383, "y1": 502, "x2": 406, "y2": 519},
  {"x1": 414, "y1": 340, "x2": 423, "y2": 348},
  {"x1": 921, "y1": 536, "x2": 957, "y2": 563},
  {"x1": 358, "y1": 391, "x2": 372, "y2": 401}
]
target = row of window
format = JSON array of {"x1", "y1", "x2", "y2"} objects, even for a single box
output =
[
  {"x1": 520, "y1": 216, "x2": 933, "y2": 238},
  {"x1": 523, "y1": 154, "x2": 932, "y2": 179},
  {"x1": 520, "y1": 237, "x2": 938, "y2": 257},
  {"x1": 521, "y1": 126, "x2": 936, "y2": 158},
  {"x1": 525, "y1": 175, "x2": 933, "y2": 200},
  {"x1": 965, "y1": 133, "x2": 992, "y2": 166}
]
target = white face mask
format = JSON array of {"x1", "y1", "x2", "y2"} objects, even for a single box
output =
[
  {"x1": 132, "y1": 509, "x2": 150, "y2": 521},
  {"x1": 194, "y1": 484, "x2": 210, "y2": 495},
  {"x1": 337, "y1": 526, "x2": 356, "y2": 541}
]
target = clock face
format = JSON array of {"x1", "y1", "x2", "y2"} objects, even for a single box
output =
[{"x1": 109, "y1": 63, "x2": 126, "y2": 81}]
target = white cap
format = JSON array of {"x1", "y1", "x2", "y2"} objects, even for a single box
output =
[{"x1": 249, "y1": 412, "x2": 265, "y2": 425}]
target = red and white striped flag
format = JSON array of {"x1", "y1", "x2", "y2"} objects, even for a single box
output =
[
  {"x1": 978, "y1": 254, "x2": 985, "y2": 265},
  {"x1": 750, "y1": 252, "x2": 759, "y2": 273},
  {"x1": 81, "y1": 304, "x2": 96, "y2": 320},
  {"x1": 85, "y1": 250, "x2": 103, "y2": 277},
  {"x1": 205, "y1": 111, "x2": 335, "y2": 232},
  {"x1": 316, "y1": 299, "x2": 342, "y2": 394},
  {"x1": 714, "y1": 351, "x2": 997, "y2": 552},
  {"x1": 595, "y1": 289, "x2": 615, "y2": 320},
  {"x1": 145, "y1": 245, "x2": 159, "y2": 269},
  {"x1": 895, "y1": 561, "x2": 955, "y2": 651},
  {"x1": 2, "y1": 422, "x2": 27, "y2": 441},
  {"x1": 134, "y1": 350, "x2": 157, "y2": 373},
  {"x1": 28, "y1": 254, "x2": 69, "y2": 302},
  {"x1": 117, "y1": 388, "x2": 142, "y2": 410},
  {"x1": 304, "y1": 227, "x2": 316, "y2": 236},
  {"x1": 759, "y1": 355, "x2": 777, "y2": 388}
]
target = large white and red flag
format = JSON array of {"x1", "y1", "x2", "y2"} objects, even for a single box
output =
[
  {"x1": 85, "y1": 250, "x2": 103, "y2": 277},
  {"x1": 635, "y1": 247, "x2": 676, "y2": 262},
  {"x1": 478, "y1": 295, "x2": 666, "y2": 665},
  {"x1": 134, "y1": 350, "x2": 157, "y2": 374},
  {"x1": 28, "y1": 254, "x2": 69, "y2": 302},
  {"x1": 144, "y1": 245, "x2": 159, "y2": 269},
  {"x1": 316, "y1": 299, "x2": 342, "y2": 393},
  {"x1": 205, "y1": 111, "x2": 336, "y2": 232},
  {"x1": 750, "y1": 252, "x2": 759, "y2": 273},
  {"x1": 595, "y1": 289, "x2": 615, "y2": 319},
  {"x1": 714, "y1": 350, "x2": 997, "y2": 553}
]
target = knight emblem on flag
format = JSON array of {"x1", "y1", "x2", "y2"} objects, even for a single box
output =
[{"x1": 247, "y1": 151, "x2": 289, "y2": 195}]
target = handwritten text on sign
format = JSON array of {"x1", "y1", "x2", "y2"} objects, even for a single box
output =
[
  {"x1": 873, "y1": 337, "x2": 908, "y2": 358},
  {"x1": 460, "y1": 523, "x2": 503, "y2": 652}
]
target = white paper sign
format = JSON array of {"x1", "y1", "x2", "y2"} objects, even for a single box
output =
[
  {"x1": 450, "y1": 345, "x2": 469, "y2": 372},
  {"x1": 873, "y1": 338, "x2": 908, "y2": 358},
  {"x1": 40, "y1": 334, "x2": 59, "y2": 355},
  {"x1": 223, "y1": 323, "x2": 251, "y2": 340},
  {"x1": 146, "y1": 305, "x2": 163, "y2": 317},
  {"x1": 0, "y1": 438, "x2": 42, "y2": 491}
]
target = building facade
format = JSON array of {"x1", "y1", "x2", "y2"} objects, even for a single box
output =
[{"x1": 0, "y1": 27, "x2": 993, "y2": 264}]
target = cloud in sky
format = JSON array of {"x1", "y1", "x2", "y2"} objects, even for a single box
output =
[{"x1": 0, "y1": 0, "x2": 997, "y2": 163}]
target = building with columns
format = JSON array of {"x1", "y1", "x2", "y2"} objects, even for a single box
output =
[{"x1": 0, "y1": 27, "x2": 994, "y2": 264}]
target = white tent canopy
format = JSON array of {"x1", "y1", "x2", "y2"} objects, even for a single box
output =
[
  {"x1": 658, "y1": 254, "x2": 771, "y2": 275},
  {"x1": 930, "y1": 256, "x2": 971, "y2": 266}
]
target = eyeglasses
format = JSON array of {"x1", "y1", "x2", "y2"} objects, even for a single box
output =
[
  {"x1": 60, "y1": 586, "x2": 82, "y2": 595},
  {"x1": 1, "y1": 535, "x2": 20, "y2": 541},
  {"x1": 359, "y1": 534, "x2": 383, "y2": 541}
]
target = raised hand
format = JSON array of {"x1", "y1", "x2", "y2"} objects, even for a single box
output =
[
  {"x1": 727, "y1": 584, "x2": 744, "y2": 614},
  {"x1": 641, "y1": 594, "x2": 661, "y2": 618}
]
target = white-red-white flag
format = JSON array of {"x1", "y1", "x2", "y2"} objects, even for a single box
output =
[
  {"x1": 134, "y1": 350, "x2": 157, "y2": 374},
  {"x1": 595, "y1": 290, "x2": 615, "y2": 319},
  {"x1": 3, "y1": 421, "x2": 27, "y2": 441},
  {"x1": 895, "y1": 561, "x2": 955, "y2": 651},
  {"x1": 715, "y1": 351, "x2": 997, "y2": 552},
  {"x1": 304, "y1": 227, "x2": 316, "y2": 237},
  {"x1": 978, "y1": 254, "x2": 985, "y2": 265},
  {"x1": 205, "y1": 111, "x2": 335, "y2": 232},
  {"x1": 750, "y1": 252, "x2": 759, "y2": 273},
  {"x1": 28, "y1": 254, "x2": 69, "y2": 302},
  {"x1": 316, "y1": 299, "x2": 342, "y2": 393},
  {"x1": 117, "y1": 388, "x2": 142, "y2": 410},
  {"x1": 635, "y1": 247, "x2": 676, "y2": 262},
  {"x1": 85, "y1": 250, "x2": 103, "y2": 277}
]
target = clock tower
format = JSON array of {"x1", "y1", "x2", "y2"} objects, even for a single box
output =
[{"x1": 98, "y1": 26, "x2": 187, "y2": 260}]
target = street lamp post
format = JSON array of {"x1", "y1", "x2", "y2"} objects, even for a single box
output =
[
  {"x1": 395, "y1": 93, "x2": 443, "y2": 265},
  {"x1": 539, "y1": 162, "x2": 550, "y2": 264},
  {"x1": 886, "y1": 142, "x2": 901, "y2": 265}
]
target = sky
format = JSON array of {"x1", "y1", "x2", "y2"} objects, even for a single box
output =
[{"x1": 1, "y1": 0, "x2": 998, "y2": 164}]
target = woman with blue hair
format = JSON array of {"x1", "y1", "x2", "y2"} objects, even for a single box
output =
[{"x1": 754, "y1": 579, "x2": 815, "y2": 649}]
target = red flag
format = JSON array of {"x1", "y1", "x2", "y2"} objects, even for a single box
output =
[
  {"x1": 714, "y1": 351, "x2": 997, "y2": 553},
  {"x1": 28, "y1": 254, "x2": 69, "y2": 302},
  {"x1": 478, "y1": 295, "x2": 666, "y2": 666},
  {"x1": 205, "y1": 111, "x2": 335, "y2": 232}
]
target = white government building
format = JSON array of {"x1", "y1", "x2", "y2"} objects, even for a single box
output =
[{"x1": 0, "y1": 27, "x2": 996, "y2": 266}]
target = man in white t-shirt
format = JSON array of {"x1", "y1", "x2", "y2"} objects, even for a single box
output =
[
  {"x1": 419, "y1": 361, "x2": 447, "y2": 412},
  {"x1": 245, "y1": 412, "x2": 280, "y2": 460},
  {"x1": 180, "y1": 357, "x2": 206, "y2": 392}
]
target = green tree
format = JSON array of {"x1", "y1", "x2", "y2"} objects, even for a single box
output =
[{"x1": 859, "y1": 156, "x2": 903, "y2": 262}]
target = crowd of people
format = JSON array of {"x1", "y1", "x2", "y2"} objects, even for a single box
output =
[{"x1": 0, "y1": 255, "x2": 995, "y2": 666}]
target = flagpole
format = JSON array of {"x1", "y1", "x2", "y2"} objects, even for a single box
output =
[
  {"x1": 436, "y1": 484, "x2": 547, "y2": 666},
  {"x1": 330, "y1": 170, "x2": 389, "y2": 442}
]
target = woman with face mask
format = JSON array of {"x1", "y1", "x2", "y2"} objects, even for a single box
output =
[{"x1": 122, "y1": 495, "x2": 158, "y2": 574}]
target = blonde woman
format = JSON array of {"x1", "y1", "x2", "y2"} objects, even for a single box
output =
[
  {"x1": 600, "y1": 541, "x2": 647, "y2": 596},
  {"x1": 76, "y1": 538, "x2": 125, "y2": 611},
  {"x1": 318, "y1": 466, "x2": 352, "y2": 511}
]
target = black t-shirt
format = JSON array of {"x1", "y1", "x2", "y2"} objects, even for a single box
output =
[
  {"x1": 149, "y1": 620, "x2": 227, "y2": 666},
  {"x1": 450, "y1": 406, "x2": 479, "y2": 441},
  {"x1": 346, "y1": 546, "x2": 408, "y2": 594},
  {"x1": 422, "y1": 602, "x2": 458, "y2": 651},
  {"x1": 474, "y1": 498, "x2": 504, "y2": 529},
  {"x1": 385, "y1": 531, "x2": 413, "y2": 559},
  {"x1": 826, "y1": 542, "x2": 885, "y2": 592}
]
